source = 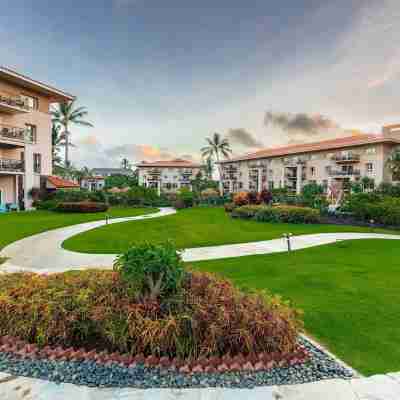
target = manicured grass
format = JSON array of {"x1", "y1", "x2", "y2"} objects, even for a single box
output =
[
  {"x1": 0, "y1": 207, "x2": 157, "y2": 251},
  {"x1": 191, "y1": 239, "x2": 400, "y2": 376},
  {"x1": 63, "y1": 207, "x2": 398, "y2": 253}
]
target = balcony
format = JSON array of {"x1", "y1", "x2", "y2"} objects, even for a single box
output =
[
  {"x1": 329, "y1": 169, "x2": 360, "y2": 178},
  {"x1": 332, "y1": 153, "x2": 360, "y2": 163},
  {"x1": 0, "y1": 124, "x2": 27, "y2": 145},
  {"x1": 0, "y1": 94, "x2": 31, "y2": 114},
  {"x1": 0, "y1": 158, "x2": 24, "y2": 173}
]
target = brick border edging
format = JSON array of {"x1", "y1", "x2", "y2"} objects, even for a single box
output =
[{"x1": 0, "y1": 335, "x2": 309, "y2": 374}]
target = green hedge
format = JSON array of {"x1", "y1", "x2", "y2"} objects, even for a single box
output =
[
  {"x1": 232, "y1": 205, "x2": 321, "y2": 224},
  {"x1": 343, "y1": 193, "x2": 400, "y2": 226}
]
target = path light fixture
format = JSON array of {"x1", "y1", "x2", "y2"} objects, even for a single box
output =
[
  {"x1": 369, "y1": 219, "x2": 375, "y2": 230},
  {"x1": 283, "y1": 233, "x2": 293, "y2": 252},
  {"x1": 105, "y1": 214, "x2": 110, "y2": 225}
]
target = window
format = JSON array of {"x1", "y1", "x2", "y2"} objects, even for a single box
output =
[
  {"x1": 366, "y1": 147, "x2": 376, "y2": 155},
  {"x1": 238, "y1": 182, "x2": 243, "y2": 189},
  {"x1": 310, "y1": 167, "x2": 316, "y2": 176},
  {"x1": 325, "y1": 165, "x2": 331, "y2": 174},
  {"x1": 366, "y1": 163, "x2": 374, "y2": 174},
  {"x1": 33, "y1": 153, "x2": 41, "y2": 174},
  {"x1": 268, "y1": 181, "x2": 274, "y2": 190},
  {"x1": 25, "y1": 124, "x2": 37, "y2": 143},
  {"x1": 21, "y1": 95, "x2": 39, "y2": 110}
]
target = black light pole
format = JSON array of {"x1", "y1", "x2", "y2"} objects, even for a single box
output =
[{"x1": 283, "y1": 233, "x2": 293, "y2": 252}]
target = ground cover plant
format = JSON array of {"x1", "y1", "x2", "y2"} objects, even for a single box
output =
[
  {"x1": 63, "y1": 207, "x2": 398, "y2": 254},
  {"x1": 0, "y1": 207, "x2": 157, "y2": 251},
  {"x1": 192, "y1": 239, "x2": 400, "y2": 376},
  {"x1": 0, "y1": 243, "x2": 302, "y2": 362}
]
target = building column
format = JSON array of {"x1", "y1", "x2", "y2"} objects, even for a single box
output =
[
  {"x1": 296, "y1": 165, "x2": 303, "y2": 195},
  {"x1": 281, "y1": 167, "x2": 285, "y2": 188},
  {"x1": 15, "y1": 175, "x2": 19, "y2": 210},
  {"x1": 157, "y1": 181, "x2": 161, "y2": 196},
  {"x1": 258, "y1": 168, "x2": 262, "y2": 192}
]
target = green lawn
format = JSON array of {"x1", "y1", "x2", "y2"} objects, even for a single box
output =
[
  {"x1": 192, "y1": 239, "x2": 400, "y2": 376},
  {"x1": 0, "y1": 207, "x2": 157, "y2": 251},
  {"x1": 63, "y1": 207, "x2": 398, "y2": 253}
]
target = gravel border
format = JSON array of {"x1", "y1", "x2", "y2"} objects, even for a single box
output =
[{"x1": 0, "y1": 338, "x2": 355, "y2": 389}]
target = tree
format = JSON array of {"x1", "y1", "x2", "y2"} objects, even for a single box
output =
[
  {"x1": 204, "y1": 156, "x2": 214, "y2": 179},
  {"x1": 105, "y1": 174, "x2": 137, "y2": 189},
  {"x1": 387, "y1": 149, "x2": 400, "y2": 181},
  {"x1": 51, "y1": 124, "x2": 64, "y2": 168},
  {"x1": 51, "y1": 100, "x2": 93, "y2": 167},
  {"x1": 201, "y1": 133, "x2": 232, "y2": 194},
  {"x1": 121, "y1": 158, "x2": 131, "y2": 170}
]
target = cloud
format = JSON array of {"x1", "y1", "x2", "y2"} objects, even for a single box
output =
[
  {"x1": 264, "y1": 111, "x2": 339, "y2": 135},
  {"x1": 71, "y1": 135, "x2": 198, "y2": 168},
  {"x1": 227, "y1": 128, "x2": 264, "y2": 148}
]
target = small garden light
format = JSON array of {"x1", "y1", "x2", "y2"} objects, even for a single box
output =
[
  {"x1": 105, "y1": 214, "x2": 110, "y2": 225},
  {"x1": 283, "y1": 233, "x2": 293, "y2": 252}
]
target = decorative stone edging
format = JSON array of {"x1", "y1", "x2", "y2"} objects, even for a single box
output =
[{"x1": 0, "y1": 335, "x2": 309, "y2": 375}]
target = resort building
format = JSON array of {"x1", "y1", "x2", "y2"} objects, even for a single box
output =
[
  {"x1": 0, "y1": 66, "x2": 74, "y2": 209},
  {"x1": 91, "y1": 168, "x2": 133, "y2": 177},
  {"x1": 137, "y1": 159, "x2": 203, "y2": 194},
  {"x1": 220, "y1": 125, "x2": 400, "y2": 195},
  {"x1": 81, "y1": 176, "x2": 106, "y2": 192}
]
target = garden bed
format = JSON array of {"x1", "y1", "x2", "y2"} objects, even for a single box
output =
[{"x1": 0, "y1": 336, "x2": 353, "y2": 388}]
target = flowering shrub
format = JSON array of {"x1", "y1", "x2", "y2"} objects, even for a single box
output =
[
  {"x1": 258, "y1": 189, "x2": 273, "y2": 204},
  {"x1": 233, "y1": 191, "x2": 249, "y2": 206},
  {"x1": 54, "y1": 201, "x2": 108, "y2": 213},
  {"x1": 0, "y1": 270, "x2": 302, "y2": 359}
]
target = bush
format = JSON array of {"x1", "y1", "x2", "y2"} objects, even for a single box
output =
[
  {"x1": 301, "y1": 183, "x2": 324, "y2": 207},
  {"x1": 224, "y1": 202, "x2": 236, "y2": 213},
  {"x1": 200, "y1": 188, "x2": 219, "y2": 199},
  {"x1": 258, "y1": 189, "x2": 273, "y2": 204},
  {"x1": 0, "y1": 269, "x2": 302, "y2": 359},
  {"x1": 343, "y1": 193, "x2": 400, "y2": 226},
  {"x1": 54, "y1": 189, "x2": 89, "y2": 203},
  {"x1": 233, "y1": 205, "x2": 321, "y2": 224},
  {"x1": 247, "y1": 191, "x2": 260, "y2": 205},
  {"x1": 55, "y1": 201, "x2": 109, "y2": 213},
  {"x1": 32, "y1": 200, "x2": 58, "y2": 210},
  {"x1": 233, "y1": 191, "x2": 249, "y2": 206},
  {"x1": 113, "y1": 242, "x2": 185, "y2": 301},
  {"x1": 177, "y1": 187, "x2": 194, "y2": 208}
]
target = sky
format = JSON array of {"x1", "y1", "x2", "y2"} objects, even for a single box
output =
[{"x1": 1, "y1": 0, "x2": 400, "y2": 167}]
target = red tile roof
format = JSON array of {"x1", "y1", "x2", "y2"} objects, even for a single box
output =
[
  {"x1": 136, "y1": 159, "x2": 202, "y2": 168},
  {"x1": 47, "y1": 176, "x2": 80, "y2": 189},
  {"x1": 220, "y1": 134, "x2": 400, "y2": 163}
]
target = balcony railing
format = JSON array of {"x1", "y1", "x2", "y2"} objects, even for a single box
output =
[
  {"x1": 0, "y1": 94, "x2": 31, "y2": 113},
  {"x1": 0, "y1": 158, "x2": 24, "y2": 172},
  {"x1": 0, "y1": 124, "x2": 27, "y2": 144},
  {"x1": 329, "y1": 169, "x2": 360, "y2": 177},
  {"x1": 332, "y1": 153, "x2": 360, "y2": 163}
]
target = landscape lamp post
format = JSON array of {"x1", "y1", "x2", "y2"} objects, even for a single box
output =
[{"x1": 283, "y1": 233, "x2": 293, "y2": 252}]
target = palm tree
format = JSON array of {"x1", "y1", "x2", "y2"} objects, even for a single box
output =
[
  {"x1": 204, "y1": 156, "x2": 214, "y2": 180},
  {"x1": 51, "y1": 100, "x2": 93, "y2": 167},
  {"x1": 201, "y1": 133, "x2": 232, "y2": 194},
  {"x1": 51, "y1": 123, "x2": 64, "y2": 168},
  {"x1": 387, "y1": 149, "x2": 400, "y2": 181},
  {"x1": 121, "y1": 158, "x2": 131, "y2": 170}
]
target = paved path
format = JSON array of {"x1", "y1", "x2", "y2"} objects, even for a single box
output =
[
  {"x1": 1, "y1": 207, "x2": 400, "y2": 273},
  {"x1": 1, "y1": 371, "x2": 400, "y2": 399}
]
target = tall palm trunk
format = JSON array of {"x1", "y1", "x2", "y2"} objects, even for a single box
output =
[
  {"x1": 216, "y1": 152, "x2": 223, "y2": 195},
  {"x1": 64, "y1": 124, "x2": 69, "y2": 167}
]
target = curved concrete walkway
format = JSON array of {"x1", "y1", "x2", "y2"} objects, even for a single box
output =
[
  {"x1": 1, "y1": 207, "x2": 399, "y2": 273},
  {"x1": 1, "y1": 371, "x2": 400, "y2": 399},
  {"x1": 0, "y1": 207, "x2": 176, "y2": 273}
]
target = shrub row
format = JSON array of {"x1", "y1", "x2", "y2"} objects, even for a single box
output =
[
  {"x1": 232, "y1": 205, "x2": 321, "y2": 224},
  {"x1": 0, "y1": 270, "x2": 302, "y2": 359},
  {"x1": 233, "y1": 190, "x2": 272, "y2": 207},
  {"x1": 342, "y1": 193, "x2": 400, "y2": 226},
  {"x1": 54, "y1": 201, "x2": 109, "y2": 213}
]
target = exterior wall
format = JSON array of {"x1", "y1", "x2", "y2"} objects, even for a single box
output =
[
  {"x1": 0, "y1": 175, "x2": 17, "y2": 203},
  {"x1": 138, "y1": 167, "x2": 202, "y2": 193},
  {"x1": 221, "y1": 141, "x2": 399, "y2": 195},
  {"x1": 0, "y1": 80, "x2": 53, "y2": 208}
]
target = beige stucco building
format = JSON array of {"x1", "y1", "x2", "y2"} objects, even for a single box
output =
[
  {"x1": 0, "y1": 67, "x2": 74, "y2": 209},
  {"x1": 220, "y1": 126, "x2": 400, "y2": 195},
  {"x1": 137, "y1": 159, "x2": 203, "y2": 194}
]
